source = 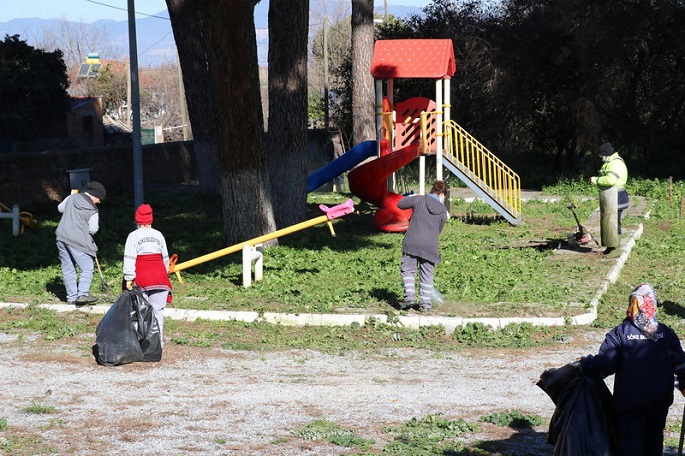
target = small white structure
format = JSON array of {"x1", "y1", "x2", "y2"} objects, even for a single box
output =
[
  {"x1": 0, "y1": 204, "x2": 20, "y2": 236},
  {"x1": 242, "y1": 243, "x2": 264, "y2": 287}
]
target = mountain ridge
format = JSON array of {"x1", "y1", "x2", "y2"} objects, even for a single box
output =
[{"x1": 0, "y1": 3, "x2": 422, "y2": 67}]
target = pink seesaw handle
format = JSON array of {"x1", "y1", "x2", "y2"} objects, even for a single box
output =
[{"x1": 319, "y1": 198, "x2": 355, "y2": 220}]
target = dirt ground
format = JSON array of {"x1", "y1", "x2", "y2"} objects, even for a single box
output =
[{"x1": 2, "y1": 326, "x2": 684, "y2": 456}]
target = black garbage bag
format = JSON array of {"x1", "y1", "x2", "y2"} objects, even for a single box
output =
[
  {"x1": 132, "y1": 289, "x2": 163, "y2": 362},
  {"x1": 537, "y1": 361, "x2": 617, "y2": 456},
  {"x1": 93, "y1": 288, "x2": 162, "y2": 366}
]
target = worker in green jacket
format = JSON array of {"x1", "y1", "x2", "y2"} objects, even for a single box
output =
[{"x1": 591, "y1": 142, "x2": 629, "y2": 235}]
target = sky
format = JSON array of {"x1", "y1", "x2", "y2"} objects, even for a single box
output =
[{"x1": 0, "y1": 0, "x2": 434, "y2": 23}]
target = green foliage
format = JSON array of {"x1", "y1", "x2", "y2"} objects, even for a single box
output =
[
  {"x1": 21, "y1": 402, "x2": 56, "y2": 414},
  {"x1": 308, "y1": 10, "x2": 353, "y2": 140},
  {"x1": 42, "y1": 419, "x2": 65, "y2": 429},
  {"x1": 663, "y1": 418, "x2": 684, "y2": 452},
  {"x1": 479, "y1": 410, "x2": 545, "y2": 428},
  {"x1": 0, "y1": 186, "x2": 611, "y2": 316},
  {"x1": 0, "y1": 417, "x2": 6, "y2": 431},
  {"x1": 292, "y1": 419, "x2": 374, "y2": 449},
  {"x1": 86, "y1": 64, "x2": 127, "y2": 116},
  {"x1": 0, "y1": 434, "x2": 56, "y2": 454},
  {"x1": 452, "y1": 322, "x2": 556, "y2": 348},
  {"x1": 542, "y1": 178, "x2": 595, "y2": 196},
  {"x1": 381, "y1": 413, "x2": 480, "y2": 454},
  {"x1": 168, "y1": 327, "x2": 220, "y2": 348},
  {"x1": 307, "y1": 93, "x2": 325, "y2": 128},
  {"x1": 0, "y1": 307, "x2": 86, "y2": 340},
  {"x1": 0, "y1": 35, "x2": 69, "y2": 141},
  {"x1": 594, "y1": 215, "x2": 685, "y2": 328},
  {"x1": 375, "y1": 0, "x2": 685, "y2": 183}
]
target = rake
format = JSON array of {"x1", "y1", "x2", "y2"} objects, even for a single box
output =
[{"x1": 94, "y1": 255, "x2": 112, "y2": 293}]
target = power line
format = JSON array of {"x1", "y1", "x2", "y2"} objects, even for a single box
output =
[
  {"x1": 85, "y1": 0, "x2": 170, "y2": 20},
  {"x1": 139, "y1": 31, "x2": 174, "y2": 57}
]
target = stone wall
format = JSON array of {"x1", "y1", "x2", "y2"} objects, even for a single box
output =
[
  {"x1": 1, "y1": 131, "x2": 337, "y2": 215},
  {"x1": 0, "y1": 141, "x2": 196, "y2": 212}
]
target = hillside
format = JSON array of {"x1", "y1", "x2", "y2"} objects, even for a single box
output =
[{"x1": 0, "y1": 2, "x2": 422, "y2": 67}]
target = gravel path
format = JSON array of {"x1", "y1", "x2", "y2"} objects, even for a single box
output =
[{"x1": 7, "y1": 327, "x2": 684, "y2": 455}]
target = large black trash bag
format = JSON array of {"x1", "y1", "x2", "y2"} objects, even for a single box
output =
[
  {"x1": 537, "y1": 362, "x2": 617, "y2": 456},
  {"x1": 93, "y1": 289, "x2": 162, "y2": 366},
  {"x1": 132, "y1": 289, "x2": 162, "y2": 362}
]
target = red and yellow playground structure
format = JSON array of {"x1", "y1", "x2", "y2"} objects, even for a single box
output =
[
  {"x1": 167, "y1": 39, "x2": 521, "y2": 283},
  {"x1": 348, "y1": 39, "x2": 521, "y2": 232}
]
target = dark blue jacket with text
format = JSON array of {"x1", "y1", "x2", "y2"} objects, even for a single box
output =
[{"x1": 581, "y1": 318, "x2": 685, "y2": 412}]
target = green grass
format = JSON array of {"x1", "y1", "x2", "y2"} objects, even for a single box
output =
[
  {"x1": 379, "y1": 414, "x2": 480, "y2": 454},
  {"x1": 664, "y1": 417, "x2": 684, "y2": 451},
  {"x1": 3, "y1": 178, "x2": 685, "y2": 349},
  {"x1": 0, "y1": 187, "x2": 623, "y2": 317},
  {"x1": 292, "y1": 419, "x2": 374, "y2": 449},
  {"x1": 20, "y1": 402, "x2": 56, "y2": 414},
  {"x1": 479, "y1": 410, "x2": 545, "y2": 428},
  {"x1": 0, "y1": 435, "x2": 57, "y2": 454}
]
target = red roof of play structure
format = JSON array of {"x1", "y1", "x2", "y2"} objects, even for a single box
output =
[{"x1": 371, "y1": 39, "x2": 456, "y2": 79}]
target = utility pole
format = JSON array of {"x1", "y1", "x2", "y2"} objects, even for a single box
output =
[
  {"x1": 323, "y1": 15, "x2": 329, "y2": 130},
  {"x1": 126, "y1": 58, "x2": 131, "y2": 127},
  {"x1": 128, "y1": 0, "x2": 144, "y2": 209}
]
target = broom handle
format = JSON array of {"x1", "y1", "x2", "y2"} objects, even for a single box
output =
[
  {"x1": 95, "y1": 256, "x2": 104, "y2": 276},
  {"x1": 678, "y1": 402, "x2": 685, "y2": 456}
]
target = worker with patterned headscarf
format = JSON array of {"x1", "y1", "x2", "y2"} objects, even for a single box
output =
[{"x1": 580, "y1": 284, "x2": 685, "y2": 456}]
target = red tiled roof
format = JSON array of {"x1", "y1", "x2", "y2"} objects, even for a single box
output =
[{"x1": 371, "y1": 39, "x2": 456, "y2": 79}]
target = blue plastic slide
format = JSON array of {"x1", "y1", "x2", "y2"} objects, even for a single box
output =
[{"x1": 307, "y1": 140, "x2": 377, "y2": 193}]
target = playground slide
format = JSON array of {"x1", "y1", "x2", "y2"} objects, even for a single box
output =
[
  {"x1": 307, "y1": 140, "x2": 377, "y2": 193},
  {"x1": 348, "y1": 142, "x2": 422, "y2": 232}
]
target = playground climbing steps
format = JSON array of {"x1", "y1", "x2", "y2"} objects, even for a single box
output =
[{"x1": 441, "y1": 120, "x2": 522, "y2": 225}]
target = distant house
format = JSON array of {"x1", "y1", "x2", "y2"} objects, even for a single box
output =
[
  {"x1": 67, "y1": 97, "x2": 104, "y2": 148},
  {"x1": 103, "y1": 114, "x2": 132, "y2": 146}
]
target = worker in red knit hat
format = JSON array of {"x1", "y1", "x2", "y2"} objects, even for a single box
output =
[{"x1": 123, "y1": 204, "x2": 172, "y2": 345}]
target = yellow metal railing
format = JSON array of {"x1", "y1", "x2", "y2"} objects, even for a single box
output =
[{"x1": 443, "y1": 120, "x2": 521, "y2": 220}]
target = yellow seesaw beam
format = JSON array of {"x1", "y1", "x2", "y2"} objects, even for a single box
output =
[{"x1": 168, "y1": 198, "x2": 355, "y2": 283}]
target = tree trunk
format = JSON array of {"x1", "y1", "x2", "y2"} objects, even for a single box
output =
[
  {"x1": 351, "y1": 0, "x2": 375, "y2": 146},
  {"x1": 267, "y1": 0, "x2": 309, "y2": 228},
  {"x1": 165, "y1": 0, "x2": 221, "y2": 195},
  {"x1": 167, "y1": 0, "x2": 276, "y2": 244}
]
